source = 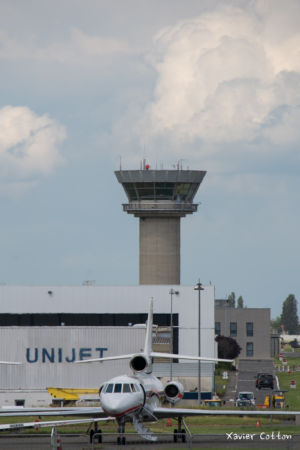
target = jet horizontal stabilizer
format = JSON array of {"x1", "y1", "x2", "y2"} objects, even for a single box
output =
[
  {"x1": 151, "y1": 352, "x2": 233, "y2": 363},
  {"x1": 0, "y1": 361, "x2": 22, "y2": 365},
  {"x1": 75, "y1": 354, "x2": 135, "y2": 364}
]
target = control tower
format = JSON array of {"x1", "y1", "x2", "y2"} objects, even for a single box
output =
[{"x1": 115, "y1": 165, "x2": 206, "y2": 285}]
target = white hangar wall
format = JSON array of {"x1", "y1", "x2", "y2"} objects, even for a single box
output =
[
  {"x1": 0, "y1": 284, "x2": 216, "y2": 362},
  {"x1": 0, "y1": 285, "x2": 216, "y2": 392},
  {"x1": 0, "y1": 327, "x2": 145, "y2": 389}
]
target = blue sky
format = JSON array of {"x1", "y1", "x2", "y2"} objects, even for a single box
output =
[{"x1": 0, "y1": 0, "x2": 300, "y2": 318}]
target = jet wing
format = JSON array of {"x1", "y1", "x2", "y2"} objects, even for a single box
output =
[
  {"x1": 0, "y1": 416, "x2": 114, "y2": 431},
  {"x1": 152, "y1": 407, "x2": 300, "y2": 419},
  {"x1": 0, "y1": 406, "x2": 107, "y2": 418}
]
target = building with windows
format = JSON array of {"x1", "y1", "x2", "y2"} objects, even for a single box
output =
[{"x1": 215, "y1": 300, "x2": 271, "y2": 359}]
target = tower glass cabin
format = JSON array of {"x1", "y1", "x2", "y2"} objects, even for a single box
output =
[{"x1": 115, "y1": 169, "x2": 206, "y2": 285}]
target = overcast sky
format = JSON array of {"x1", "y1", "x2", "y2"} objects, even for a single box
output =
[{"x1": 0, "y1": 0, "x2": 299, "y2": 317}]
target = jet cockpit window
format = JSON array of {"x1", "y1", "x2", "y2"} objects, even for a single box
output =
[
  {"x1": 123, "y1": 384, "x2": 131, "y2": 393},
  {"x1": 114, "y1": 383, "x2": 122, "y2": 393},
  {"x1": 104, "y1": 383, "x2": 136, "y2": 393},
  {"x1": 105, "y1": 384, "x2": 114, "y2": 393}
]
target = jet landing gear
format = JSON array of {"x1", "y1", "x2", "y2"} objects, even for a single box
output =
[
  {"x1": 173, "y1": 417, "x2": 187, "y2": 443},
  {"x1": 89, "y1": 422, "x2": 102, "y2": 444},
  {"x1": 117, "y1": 418, "x2": 126, "y2": 445}
]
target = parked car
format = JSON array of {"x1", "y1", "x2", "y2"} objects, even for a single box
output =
[
  {"x1": 236, "y1": 391, "x2": 255, "y2": 407},
  {"x1": 256, "y1": 373, "x2": 274, "y2": 390}
]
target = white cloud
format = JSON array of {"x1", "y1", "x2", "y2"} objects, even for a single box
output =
[
  {"x1": 0, "y1": 106, "x2": 66, "y2": 182},
  {"x1": 138, "y1": 1, "x2": 300, "y2": 157}
]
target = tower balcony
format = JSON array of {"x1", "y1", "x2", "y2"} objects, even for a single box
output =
[{"x1": 122, "y1": 200, "x2": 198, "y2": 217}]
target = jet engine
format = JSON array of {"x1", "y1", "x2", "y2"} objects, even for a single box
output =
[
  {"x1": 164, "y1": 381, "x2": 184, "y2": 404},
  {"x1": 129, "y1": 354, "x2": 152, "y2": 373}
]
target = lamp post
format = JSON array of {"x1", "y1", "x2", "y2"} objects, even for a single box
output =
[
  {"x1": 169, "y1": 288, "x2": 179, "y2": 380},
  {"x1": 194, "y1": 281, "x2": 204, "y2": 404}
]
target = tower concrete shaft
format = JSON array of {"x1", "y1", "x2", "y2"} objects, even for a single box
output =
[
  {"x1": 115, "y1": 169, "x2": 206, "y2": 285},
  {"x1": 139, "y1": 216, "x2": 180, "y2": 285}
]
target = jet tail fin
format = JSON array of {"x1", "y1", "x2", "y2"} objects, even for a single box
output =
[
  {"x1": 144, "y1": 298, "x2": 153, "y2": 357},
  {"x1": 76, "y1": 299, "x2": 154, "y2": 365}
]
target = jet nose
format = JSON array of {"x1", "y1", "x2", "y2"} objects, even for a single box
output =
[
  {"x1": 101, "y1": 395, "x2": 123, "y2": 415},
  {"x1": 101, "y1": 393, "x2": 143, "y2": 417}
]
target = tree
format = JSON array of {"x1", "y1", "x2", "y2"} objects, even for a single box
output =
[
  {"x1": 237, "y1": 296, "x2": 244, "y2": 308},
  {"x1": 270, "y1": 316, "x2": 281, "y2": 333},
  {"x1": 227, "y1": 292, "x2": 236, "y2": 308},
  {"x1": 280, "y1": 294, "x2": 299, "y2": 335},
  {"x1": 215, "y1": 335, "x2": 241, "y2": 360}
]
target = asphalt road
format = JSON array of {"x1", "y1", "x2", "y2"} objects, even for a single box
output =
[
  {"x1": 222, "y1": 359, "x2": 277, "y2": 407},
  {"x1": 0, "y1": 433, "x2": 299, "y2": 449},
  {"x1": 237, "y1": 360, "x2": 277, "y2": 406}
]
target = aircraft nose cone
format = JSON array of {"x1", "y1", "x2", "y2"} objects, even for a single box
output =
[
  {"x1": 101, "y1": 393, "x2": 142, "y2": 417},
  {"x1": 101, "y1": 395, "x2": 122, "y2": 415}
]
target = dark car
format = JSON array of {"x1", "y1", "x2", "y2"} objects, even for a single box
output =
[{"x1": 256, "y1": 373, "x2": 274, "y2": 390}]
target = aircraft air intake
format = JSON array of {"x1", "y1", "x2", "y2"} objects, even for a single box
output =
[
  {"x1": 129, "y1": 354, "x2": 151, "y2": 373},
  {"x1": 164, "y1": 381, "x2": 184, "y2": 404}
]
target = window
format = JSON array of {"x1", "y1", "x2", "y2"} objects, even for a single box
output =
[
  {"x1": 123, "y1": 384, "x2": 131, "y2": 393},
  {"x1": 230, "y1": 322, "x2": 237, "y2": 337},
  {"x1": 246, "y1": 342, "x2": 254, "y2": 357},
  {"x1": 114, "y1": 384, "x2": 122, "y2": 393},
  {"x1": 123, "y1": 183, "x2": 137, "y2": 200},
  {"x1": 15, "y1": 399, "x2": 25, "y2": 406},
  {"x1": 155, "y1": 182, "x2": 175, "y2": 199},
  {"x1": 246, "y1": 322, "x2": 253, "y2": 336},
  {"x1": 105, "y1": 384, "x2": 113, "y2": 393},
  {"x1": 215, "y1": 322, "x2": 221, "y2": 335},
  {"x1": 174, "y1": 183, "x2": 191, "y2": 200},
  {"x1": 104, "y1": 383, "x2": 133, "y2": 394}
]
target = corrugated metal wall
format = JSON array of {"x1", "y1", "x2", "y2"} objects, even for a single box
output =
[
  {"x1": 0, "y1": 285, "x2": 216, "y2": 361},
  {"x1": 0, "y1": 327, "x2": 145, "y2": 389}
]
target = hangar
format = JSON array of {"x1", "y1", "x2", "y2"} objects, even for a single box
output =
[{"x1": 0, "y1": 284, "x2": 216, "y2": 406}]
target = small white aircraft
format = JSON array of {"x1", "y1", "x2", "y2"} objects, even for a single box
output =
[
  {"x1": 75, "y1": 298, "x2": 234, "y2": 443},
  {"x1": 0, "y1": 300, "x2": 299, "y2": 446}
]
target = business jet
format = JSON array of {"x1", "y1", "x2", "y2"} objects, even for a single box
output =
[{"x1": 0, "y1": 300, "x2": 299, "y2": 446}]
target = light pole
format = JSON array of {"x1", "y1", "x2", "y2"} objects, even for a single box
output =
[
  {"x1": 169, "y1": 288, "x2": 179, "y2": 380},
  {"x1": 194, "y1": 281, "x2": 204, "y2": 404}
]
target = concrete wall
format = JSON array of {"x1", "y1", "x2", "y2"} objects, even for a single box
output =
[
  {"x1": 215, "y1": 307, "x2": 271, "y2": 359},
  {"x1": 139, "y1": 217, "x2": 180, "y2": 285}
]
